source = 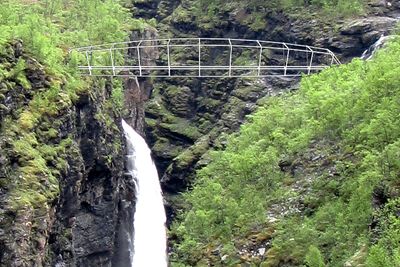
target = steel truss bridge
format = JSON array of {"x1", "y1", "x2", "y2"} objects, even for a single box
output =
[{"x1": 70, "y1": 38, "x2": 341, "y2": 78}]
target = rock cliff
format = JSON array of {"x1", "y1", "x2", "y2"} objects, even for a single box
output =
[{"x1": 0, "y1": 41, "x2": 142, "y2": 267}]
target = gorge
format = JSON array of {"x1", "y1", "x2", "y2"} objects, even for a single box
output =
[{"x1": 0, "y1": 0, "x2": 400, "y2": 267}]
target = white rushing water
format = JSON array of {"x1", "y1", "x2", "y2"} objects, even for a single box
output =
[
  {"x1": 361, "y1": 35, "x2": 392, "y2": 60},
  {"x1": 122, "y1": 120, "x2": 167, "y2": 267}
]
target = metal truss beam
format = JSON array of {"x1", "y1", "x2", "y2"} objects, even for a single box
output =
[{"x1": 70, "y1": 38, "x2": 341, "y2": 78}]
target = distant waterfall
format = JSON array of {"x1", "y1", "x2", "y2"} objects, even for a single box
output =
[
  {"x1": 361, "y1": 35, "x2": 392, "y2": 60},
  {"x1": 122, "y1": 120, "x2": 167, "y2": 267}
]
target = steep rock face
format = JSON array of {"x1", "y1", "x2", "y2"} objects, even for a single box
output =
[
  {"x1": 131, "y1": 0, "x2": 399, "y2": 200},
  {"x1": 0, "y1": 41, "x2": 57, "y2": 267},
  {"x1": 318, "y1": 16, "x2": 398, "y2": 57},
  {"x1": 146, "y1": 77, "x2": 297, "y2": 194},
  {"x1": 0, "y1": 41, "x2": 140, "y2": 267},
  {"x1": 47, "y1": 86, "x2": 133, "y2": 267}
]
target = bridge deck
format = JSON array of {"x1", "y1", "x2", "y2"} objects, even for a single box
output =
[{"x1": 70, "y1": 38, "x2": 341, "y2": 78}]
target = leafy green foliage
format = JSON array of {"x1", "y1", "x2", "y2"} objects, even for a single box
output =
[
  {"x1": 111, "y1": 79, "x2": 125, "y2": 114},
  {"x1": 171, "y1": 37, "x2": 400, "y2": 266},
  {"x1": 365, "y1": 199, "x2": 400, "y2": 267},
  {"x1": 305, "y1": 245, "x2": 326, "y2": 267},
  {"x1": 0, "y1": 0, "x2": 135, "y2": 70}
]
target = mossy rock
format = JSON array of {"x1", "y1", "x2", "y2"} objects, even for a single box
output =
[
  {"x1": 200, "y1": 98, "x2": 222, "y2": 111},
  {"x1": 159, "y1": 119, "x2": 202, "y2": 141},
  {"x1": 175, "y1": 136, "x2": 210, "y2": 168},
  {"x1": 145, "y1": 117, "x2": 158, "y2": 128},
  {"x1": 163, "y1": 85, "x2": 194, "y2": 117},
  {"x1": 233, "y1": 85, "x2": 265, "y2": 102},
  {"x1": 171, "y1": 5, "x2": 195, "y2": 24},
  {"x1": 152, "y1": 137, "x2": 183, "y2": 159},
  {"x1": 145, "y1": 98, "x2": 163, "y2": 118}
]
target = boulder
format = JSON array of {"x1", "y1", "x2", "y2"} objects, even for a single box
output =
[{"x1": 341, "y1": 17, "x2": 398, "y2": 35}]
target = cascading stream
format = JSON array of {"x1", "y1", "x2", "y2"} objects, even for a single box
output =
[
  {"x1": 122, "y1": 120, "x2": 167, "y2": 267},
  {"x1": 361, "y1": 35, "x2": 391, "y2": 60},
  {"x1": 361, "y1": 18, "x2": 399, "y2": 60}
]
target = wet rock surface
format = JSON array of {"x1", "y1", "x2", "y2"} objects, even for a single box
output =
[
  {"x1": 329, "y1": 16, "x2": 398, "y2": 57},
  {"x1": 48, "y1": 99, "x2": 131, "y2": 267}
]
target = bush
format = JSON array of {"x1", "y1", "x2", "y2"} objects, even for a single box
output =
[{"x1": 305, "y1": 245, "x2": 326, "y2": 267}]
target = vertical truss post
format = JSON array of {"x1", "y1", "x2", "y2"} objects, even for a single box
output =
[
  {"x1": 110, "y1": 45, "x2": 115, "y2": 76},
  {"x1": 198, "y1": 38, "x2": 201, "y2": 77},
  {"x1": 283, "y1": 43, "x2": 290, "y2": 76},
  {"x1": 257, "y1": 40, "x2": 262, "y2": 77},
  {"x1": 228, "y1": 39, "x2": 232, "y2": 77},
  {"x1": 137, "y1": 41, "x2": 142, "y2": 76},
  {"x1": 85, "y1": 50, "x2": 92, "y2": 76},
  {"x1": 167, "y1": 39, "x2": 171, "y2": 77},
  {"x1": 306, "y1": 46, "x2": 314, "y2": 75}
]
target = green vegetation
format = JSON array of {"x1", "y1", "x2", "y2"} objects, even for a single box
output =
[
  {"x1": 365, "y1": 199, "x2": 400, "y2": 266},
  {"x1": 170, "y1": 36, "x2": 400, "y2": 266},
  {"x1": 199, "y1": 0, "x2": 365, "y2": 15},
  {"x1": 0, "y1": 0, "x2": 145, "y2": 210},
  {"x1": 305, "y1": 245, "x2": 326, "y2": 267},
  {"x1": 0, "y1": 0, "x2": 134, "y2": 67}
]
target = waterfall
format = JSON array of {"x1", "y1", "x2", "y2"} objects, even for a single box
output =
[
  {"x1": 122, "y1": 120, "x2": 167, "y2": 267},
  {"x1": 361, "y1": 35, "x2": 392, "y2": 60}
]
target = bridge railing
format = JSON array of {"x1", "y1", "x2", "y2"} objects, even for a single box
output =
[{"x1": 69, "y1": 38, "x2": 341, "y2": 78}]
